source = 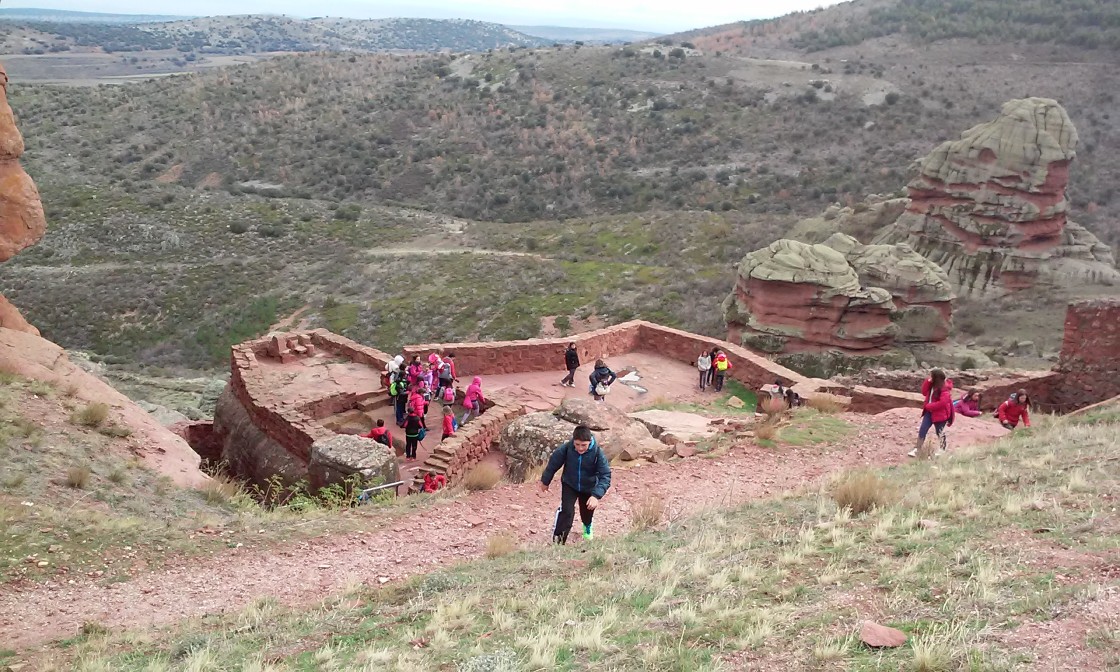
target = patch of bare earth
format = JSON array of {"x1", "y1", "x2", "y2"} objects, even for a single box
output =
[
  {"x1": 998, "y1": 588, "x2": 1120, "y2": 671},
  {"x1": 154, "y1": 163, "x2": 182, "y2": 184},
  {"x1": 0, "y1": 412, "x2": 1005, "y2": 652}
]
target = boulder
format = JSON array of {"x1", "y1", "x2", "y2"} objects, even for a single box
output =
[
  {"x1": 722, "y1": 239, "x2": 898, "y2": 353},
  {"x1": 553, "y1": 397, "x2": 631, "y2": 431},
  {"x1": 596, "y1": 421, "x2": 662, "y2": 462},
  {"x1": 308, "y1": 434, "x2": 399, "y2": 490},
  {"x1": 499, "y1": 412, "x2": 575, "y2": 482},
  {"x1": 874, "y1": 97, "x2": 1119, "y2": 296},
  {"x1": 859, "y1": 621, "x2": 907, "y2": 648}
]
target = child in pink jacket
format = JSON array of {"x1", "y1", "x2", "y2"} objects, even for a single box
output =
[{"x1": 461, "y1": 376, "x2": 485, "y2": 425}]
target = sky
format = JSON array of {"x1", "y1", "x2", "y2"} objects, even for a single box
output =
[{"x1": 0, "y1": 0, "x2": 847, "y2": 33}]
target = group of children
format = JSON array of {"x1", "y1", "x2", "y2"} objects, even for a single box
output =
[
  {"x1": 381, "y1": 351, "x2": 488, "y2": 461},
  {"x1": 696, "y1": 347, "x2": 733, "y2": 392},
  {"x1": 911, "y1": 368, "x2": 1032, "y2": 458}
]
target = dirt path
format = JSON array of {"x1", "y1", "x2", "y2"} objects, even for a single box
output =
[{"x1": 0, "y1": 412, "x2": 1007, "y2": 651}]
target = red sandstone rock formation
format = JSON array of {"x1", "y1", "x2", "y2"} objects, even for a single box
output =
[
  {"x1": 874, "y1": 97, "x2": 1119, "y2": 296},
  {"x1": 0, "y1": 60, "x2": 204, "y2": 486},
  {"x1": 0, "y1": 63, "x2": 47, "y2": 334},
  {"x1": 824, "y1": 233, "x2": 955, "y2": 343},
  {"x1": 722, "y1": 239, "x2": 899, "y2": 353}
]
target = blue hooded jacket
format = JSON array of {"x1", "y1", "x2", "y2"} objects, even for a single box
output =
[{"x1": 541, "y1": 437, "x2": 612, "y2": 498}]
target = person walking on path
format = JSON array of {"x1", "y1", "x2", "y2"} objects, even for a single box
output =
[
  {"x1": 441, "y1": 405, "x2": 456, "y2": 441},
  {"x1": 461, "y1": 376, "x2": 486, "y2": 425},
  {"x1": 696, "y1": 350, "x2": 712, "y2": 391},
  {"x1": 589, "y1": 359, "x2": 617, "y2": 402},
  {"x1": 909, "y1": 368, "x2": 954, "y2": 458},
  {"x1": 997, "y1": 390, "x2": 1031, "y2": 429},
  {"x1": 539, "y1": 425, "x2": 612, "y2": 544},
  {"x1": 712, "y1": 351, "x2": 732, "y2": 392},
  {"x1": 560, "y1": 343, "x2": 580, "y2": 387}
]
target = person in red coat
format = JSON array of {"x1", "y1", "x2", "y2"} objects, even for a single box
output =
[
  {"x1": 361, "y1": 419, "x2": 394, "y2": 448},
  {"x1": 422, "y1": 471, "x2": 447, "y2": 493},
  {"x1": 909, "y1": 369, "x2": 953, "y2": 458},
  {"x1": 997, "y1": 390, "x2": 1031, "y2": 429}
]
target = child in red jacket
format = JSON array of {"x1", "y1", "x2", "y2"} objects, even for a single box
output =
[
  {"x1": 909, "y1": 369, "x2": 953, "y2": 458},
  {"x1": 997, "y1": 390, "x2": 1031, "y2": 429},
  {"x1": 441, "y1": 405, "x2": 456, "y2": 441}
]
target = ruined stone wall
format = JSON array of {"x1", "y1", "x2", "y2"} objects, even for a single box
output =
[
  {"x1": 404, "y1": 323, "x2": 643, "y2": 377},
  {"x1": 1053, "y1": 299, "x2": 1120, "y2": 412},
  {"x1": 412, "y1": 397, "x2": 524, "y2": 491}
]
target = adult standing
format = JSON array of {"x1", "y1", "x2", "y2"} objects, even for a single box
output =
[
  {"x1": 560, "y1": 342, "x2": 580, "y2": 387},
  {"x1": 539, "y1": 425, "x2": 612, "y2": 544}
]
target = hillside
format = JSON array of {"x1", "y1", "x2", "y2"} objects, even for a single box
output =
[
  {"x1": 0, "y1": 8, "x2": 187, "y2": 24},
  {"x1": 1, "y1": 0, "x2": 1120, "y2": 372},
  {"x1": 3, "y1": 389, "x2": 1117, "y2": 668},
  {"x1": 0, "y1": 14, "x2": 550, "y2": 55},
  {"x1": 509, "y1": 25, "x2": 662, "y2": 44}
]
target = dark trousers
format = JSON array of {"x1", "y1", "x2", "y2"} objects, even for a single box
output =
[
  {"x1": 561, "y1": 367, "x2": 577, "y2": 385},
  {"x1": 698, "y1": 370, "x2": 707, "y2": 389},
  {"x1": 395, "y1": 397, "x2": 406, "y2": 425},
  {"x1": 553, "y1": 483, "x2": 595, "y2": 544},
  {"x1": 405, "y1": 435, "x2": 419, "y2": 459},
  {"x1": 706, "y1": 367, "x2": 716, "y2": 385},
  {"x1": 918, "y1": 412, "x2": 948, "y2": 450},
  {"x1": 714, "y1": 373, "x2": 726, "y2": 392}
]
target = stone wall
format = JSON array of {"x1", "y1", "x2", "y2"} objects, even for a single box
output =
[
  {"x1": 404, "y1": 323, "x2": 643, "y2": 377},
  {"x1": 1053, "y1": 299, "x2": 1120, "y2": 412},
  {"x1": 411, "y1": 397, "x2": 524, "y2": 491}
]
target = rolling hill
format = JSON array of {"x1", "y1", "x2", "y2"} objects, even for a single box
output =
[{"x1": 1, "y1": 0, "x2": 1119, "y2": 373}]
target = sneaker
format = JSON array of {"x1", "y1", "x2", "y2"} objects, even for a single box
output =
[
  {"x1": 906, "y1": 449, "x2": 919, "y2": 458},
  {"x1": 582, "y1": 523, "x2": 593, "y2": 541}
]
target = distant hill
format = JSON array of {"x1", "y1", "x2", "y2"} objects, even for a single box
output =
[
  {"x1": 0, "y1": 13, "x2": 551, "y2": 54},
  {"x1": 0, "y1": 8, "x2": 187, "y2": 23},
  {"x1": 508, "y1": 25, "x2": 661, "y2": 44}
]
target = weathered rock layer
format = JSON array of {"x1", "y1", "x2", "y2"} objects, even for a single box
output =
[
  {"x1": 874, "y1": 97, "x2": 1119, "y2": 295},
  {"x1": 0, "y1": 63, "x2": 47, "y2": 334},
  {"x1": 723, "y1": 239, "x2": 900, "y2": 353}
]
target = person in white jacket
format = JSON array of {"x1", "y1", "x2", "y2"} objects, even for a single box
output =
[{"x1": 696, "y1": 351, "x2": 712, "y2": 391}]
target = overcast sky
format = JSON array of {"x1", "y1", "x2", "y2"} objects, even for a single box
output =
[{"x1": 1, "y1": 0, "x2": 846, "y2": 33}]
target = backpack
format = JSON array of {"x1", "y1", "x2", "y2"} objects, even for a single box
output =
[
  {"x1": 374, "y1": 432, "x2": 391, "y2": 447},
  {"x1": 417, "y1": 427, "x2": 428, "y2": 442},
  {"x1": 390, "y1": 380, "x2": 406, "y2": 396},
  {"x1": 442, "y1": 386, "x2": 455, "y2": 403},
  {"x1": 716, "y1": 358, "x2": 729, "y2": 371}
]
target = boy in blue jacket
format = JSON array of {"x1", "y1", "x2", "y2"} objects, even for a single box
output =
[{"x1": 538, "y1": 425, "x2": 612, "y2": 544}]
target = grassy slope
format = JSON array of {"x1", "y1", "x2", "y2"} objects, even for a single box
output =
[
  {"x1": 26, "y1": 403, "x2": 1119, "y2": 670},
  {"x1": 0, "y1": 373, "x2": 422, "y2": 590}
]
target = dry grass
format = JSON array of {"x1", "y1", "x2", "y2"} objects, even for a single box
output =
[
  {"x1": 200, "y1": 474, "x2": 244, "y2": 505},
  {"x1": 484, "y1": 532, "x2": 519, "y2": 558},
  {"x1": 99, "y1": 425, "x2": 134, "y2": 439},
  {"x1": 754, "y1": 417, "x2": 780, "y2": 441},
  {"x1": 71, "y1": 402, "x2": 110, "y2": 428},
  {"x1": 630, "y1": 493, "x2": 666, "y2": 531},
  {"x1": 66, "y1": 465, "x2": 92, "y2": 489},
  {"x1": 759, "y1": 396, "x2": 788, "y2": 416},
  {"x1": 832, "y1": 470, "x2": 895, "y2": 515},
  {"x1": 461, "y1": 462, "x2": 503, "y2": 491},
  {"x1": 805, "y1": 393, "x2": 848, "y2": 414}
]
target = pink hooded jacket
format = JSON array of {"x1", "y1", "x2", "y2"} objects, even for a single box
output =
[{"x1": 463, "y1": 376, "x2": 485, "y2": 407}]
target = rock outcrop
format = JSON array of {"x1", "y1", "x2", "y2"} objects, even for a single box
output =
[
  {"x1": 499, "y1": 398, "x2": 663, "y2": 481},
  {"x1": 824, "y1": 233, "x2": 955, "y2": 342},
  {"x1": 0, "y1": 63, "x2": 47, "y2": 335},
  {"x1": 873, "y1": 97, "x2": 1119, "y2": 296},
  {"x1": 722, "y1": 239, "x2": 899, "y2": 353}
]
